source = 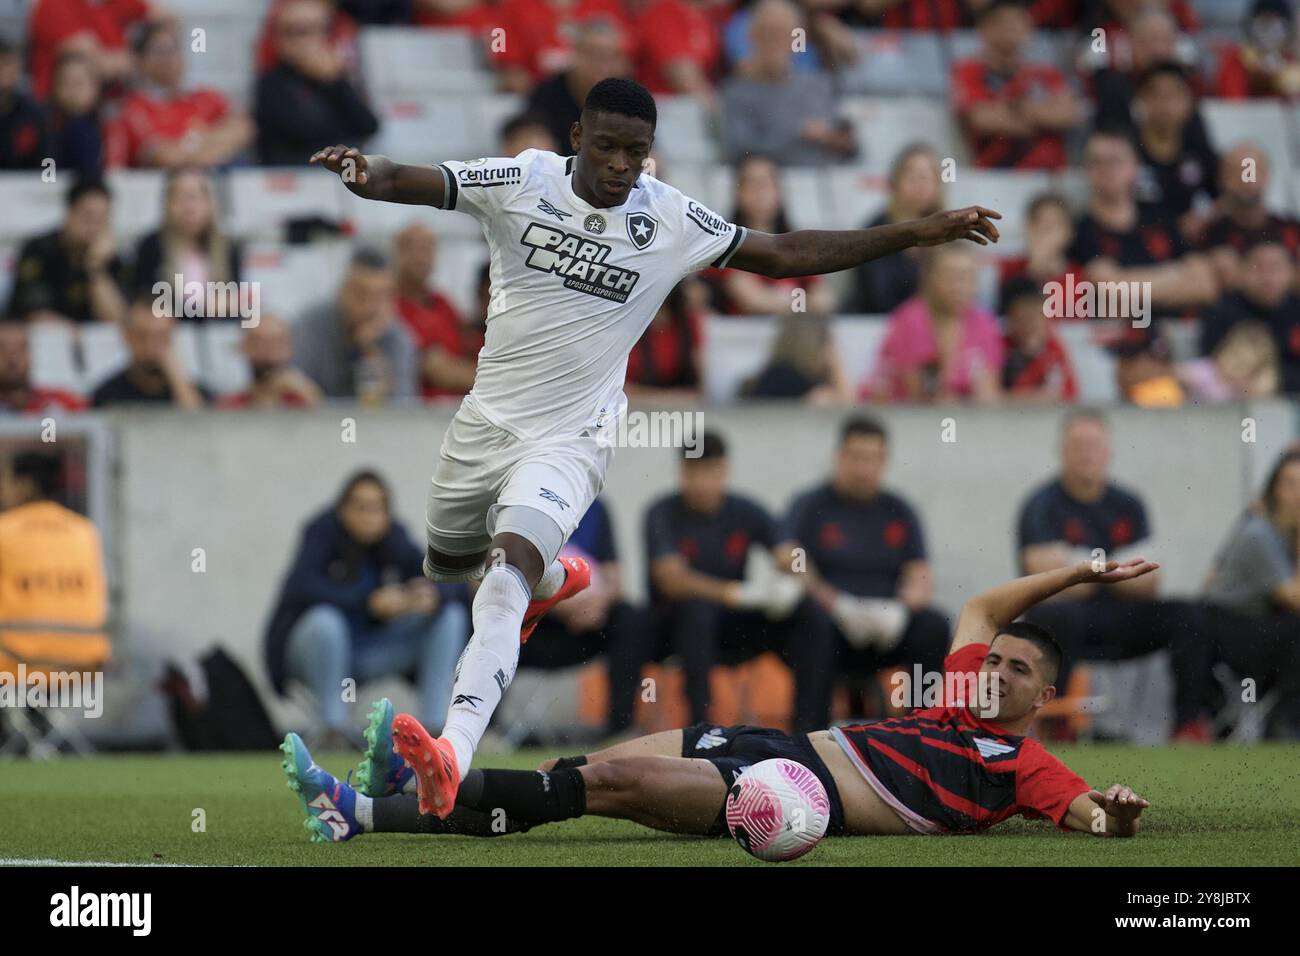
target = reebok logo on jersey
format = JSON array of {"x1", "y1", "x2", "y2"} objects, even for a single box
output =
[
  {"x1": 537, "y1": 197, "x2": 571, "y2": 220},
  {"x1": 974, "y1": 737, "x2": 1017, "y2": 759},
  {"x1": 457, "y1": 165, "x2": 522, "y2": 188},
  {"x1": 686, "y1": 200, "x2": 730, "y2": 237},
  {"x1": 519, "y1": 222, "x2": 640, "y2": 303},
  {"x1": 538, "y1": 487, "x2": 570, "y2": 510}
]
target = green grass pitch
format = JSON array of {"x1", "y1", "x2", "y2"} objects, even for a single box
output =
[{"x1": 2, "y1": 744, "x2": 1298, "y2": 866}]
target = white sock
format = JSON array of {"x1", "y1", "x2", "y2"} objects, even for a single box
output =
[
  {"x1": 401, "y1": 774, "x2": 417, "y2": 794},
  {"x1": 531, "y1": 558, "x2": 567, "y2": 601},
  {"x1": 441, "y1": 565, "x2": 529, "y2": 779},
  {"x1": 354, "y1": 793, "x2": 374, "y2": 832}
]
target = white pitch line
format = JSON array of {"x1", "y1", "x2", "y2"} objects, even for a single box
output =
[{"x1": 0, "y1": 858, "x2": 197, "y2": 868}]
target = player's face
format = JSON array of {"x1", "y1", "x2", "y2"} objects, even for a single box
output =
[
  {"x1": 574, "y1": 112, "x2": 654, "y2": 207},
  {"x1": 1061, "y1": 419, "x2": 1111, "y2": 486},
  {"x1": 833, "y1": 434, "x2": 886, "y2": 499},
  {"x1": 979, "y1": 636, "x2": 1055, "y2": 723},
  {"x1": 680, "y1": 457, "x2": 728, "y2": 513}
]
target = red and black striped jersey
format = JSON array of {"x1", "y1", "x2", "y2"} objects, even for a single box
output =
[{"x1": 831, "y1": 643, "x2": 1088, "y2": 834}]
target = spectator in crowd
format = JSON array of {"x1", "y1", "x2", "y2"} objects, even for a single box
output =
[
  {"x1": 720, "y1": 0, "x2": 857, "y2": 167},
  {"x1": 256, "y1": 0, "x2": 360, "y2": 75},
  {"x1": 391, "y1": 222, "x2": 476, "y2": 400},
  {"x1": 263, "y1": 469, "x2": 470, "y2": 746},
  {"x1": 1199, "y1": 242, "x2": 1300, "y2": 393},
  {"x1": 1179, "y1": 320, "x2": 1278, "y2": 404},
  {"x1": 7, "y1": 177, "x2": 127, "y2": 326},
  {"x1": 255, "y1": 0, "x2": 379, "y2": 167},
  {"x1": 46, "y1": 51, "x2": 104, "y2": 178},
  {"x1": 1016, "y1": 409, "x2": 1207, "y2": 739},
  {"x1": 499, "y1": 112, "x2": 560, "y2": 158},
  {"x1": 1200, "y1": 143, "x2": 1300, "y2": 291},
  {"x1": 523, "y1": 17, "x2": 631, "y2": 157},
  {"x1": 492, "y1": 0, "x2": 628, "y2": 94},
  {"x1": 624, "y1": 0, "x2": 722, "y2": 99},
  {"x1": 0, "y1": 321, "x2": 87, "y2": 414},
  {"x1": 742, "y1": 313, "x2": 853, "y2": 404},
  {"x1": 1113, "y1": 327, "x2": 1185, "y2": 407},
  {"x1": 295, "y1": 249, "x2": 418, "y2": 402},
  {"x1": 776, "y1": 416, "x2": 950, "y2": 721},
  {"x1": 26, "y1": 0, "x2": 162, "y2": 99},
  {"x1": 704, "y1": 155, "x2": 834, "y2": 315},
  {"x1": 1068, "y1": 127, "x2": 1218, "y2": 315},
  {"x1": 91, "y1": 295, "x2": 206, "y2": 408},
  {"x1": 105, "y1": 22, "x2": 254, "y2": 169},
  {"x1": 951, "y1": 0, "x2": 1082, "y2": 171},
  {"x1": 130, "y1": 167, "x2": 243, "y2": 322},
  {"x1": 843, "y1": 143, "x2": 944, "y2": 315},
  {"x1": 997, "y1": 193, "x2": 1080, "y2": 311},
  {"x1": 1086, "y1": 4, "x2": 1200, "y2": 132},
  {"x1": 0, "y1": 35, "x2": 48, "y2": 169},
  {"x1": 518, "y1": 495, "x2": 643, "y2": 736},
  {"x1": 625, "y1": 281, "x2": 702, "y2": 402},
  {"x1": 1201, "y1": 449, "x2": 1300, "y2": 739},
  {"x1": 1000, "y1": 277, "x2": 1078, "y2": 403},
  {"x1": 1215, "y1": 0, "x2": 1300, "y2": 99},
  {"x1": 216, "y1": 314, "x2": 322, "y2": 409},
  {"x1": 0, "y1": 451, "x2": 109, "y2": 679},
  {"x1": 864, "y1": 245, "x2": 1004, "y2": 404},
  {"x1": 1132, "y1": 61, "x2": 1217, "y2": 240},
  {"x1": 642, "y1": 433, "x2": 826, "y2": 729}
]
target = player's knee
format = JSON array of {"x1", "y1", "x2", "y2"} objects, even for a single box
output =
[
  {"x1": 582, "y1": 758, "x2": 644, "y2": 794},
  {"x1": 423, "y1": 544, "x2": 487, "y2": 583}
]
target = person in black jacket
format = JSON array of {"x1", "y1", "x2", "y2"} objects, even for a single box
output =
[
  {"x1": 254, "y1": 0, "x2": 379, "y2": 166},
  {"x1": 264, "y1": 470, "x2": 470, "y2": 744},
  {"x1": 1199, "y1": 242, "x2": 1300, "y2": 394}
]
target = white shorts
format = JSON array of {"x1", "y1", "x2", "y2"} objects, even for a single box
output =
[{"x1": 425, "y1": 396, "x2": 614, "y2": 561}]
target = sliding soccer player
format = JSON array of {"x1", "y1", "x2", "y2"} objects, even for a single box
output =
[{"x1": 309, "y1": 76, "x2": 1001, "y2": 818}]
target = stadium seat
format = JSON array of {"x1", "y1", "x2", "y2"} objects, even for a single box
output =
[
  {"x1": 655, "y1": 96, "x2": 721, "y2": 164},
  {"x1": 1202, "y1": 100, "x2": 1297, "y2": 215},
  {"x1": 0, "y1": 172, "x2": 66, "y2": 243},
  {"x1": 430, "y1": 237, "x2": 490, "y2": 317},
  {"x1": 226, "y1": 168, "x2": 348, "y2": 241},
  {"x1": 368, "y1": 94, "x2": 522, "y2": 166},
  {"x1": 178, "y1": 15, "x2": 260, "y2": 112},
  {"x1": 780, "y1": 168, "x2": 834, "y2": 231},
  {"x1": 1189, "y1": 0, "x2": 1252, "y2": 28},
  {"x1": 197, "y1": 322, "x2": 253, "y2": 397},
  {"x1": 821, "y1": 167, "x2": 888, "y2": 230},
  {"x1": 655, "y1": 162, "x2": 730, "y2": 215},
  {"x1": 1056, "y1": 322, "x2": 1120, "y2": 404},
  {"x1": 945, "y1": 29, "x2": 1077, "y2": 74},
  {"x1": 945, "y1": 170, "x2": 1055, "y2": 257},
  {"x1": 106, "y1": 170, "x2": 168, "y2": 244},
  {"x1": 701, "y1": 315, "x2": 781, "y2": 403},
  {"x1": 831, "y1": 316, "x2": 888, "y2": 390},
  {"x1": 27, "y1": 323, "x2": 81, "y2": 395},
  {"x1": 0, "y1": 241, "x2": 15, "y2": 310},
  {"x1": 242, "y1": 241, "x2": 355, "y2": 321},
  {"x1": 840, "y1": 96, "x2": 966, "y2": 178},
  {"x1": 843, "y1": 31, "x2": 947, "y2": 96},
  {"x1": 359, "y1": 26, "x2": 486, "y2": 98}
]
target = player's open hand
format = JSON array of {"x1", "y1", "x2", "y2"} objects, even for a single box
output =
[
  {"x1": 1088, "y1": 784, "x2": 1150, "y2": 824},
  {"x1": 1084, "y1": 557, "x2": 1160, "y2": 584},
  {"x1": 913, "y1": 207, "x2": 1002, "y2": 247},
  {"x1": 309, "y1": 144, "x2": 369, "y2": 184}
]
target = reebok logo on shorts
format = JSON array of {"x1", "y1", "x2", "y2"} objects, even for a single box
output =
[
  {"x1": 695, "y1": 729, "x2": 727, "y2": 750},
  {"x1": 538, "y1": 487, "x2": 570, "y2": 510}
]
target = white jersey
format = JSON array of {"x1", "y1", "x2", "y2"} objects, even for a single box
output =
[{"x1": 433, "y1": 148, "x2": 747, "y2": 441}]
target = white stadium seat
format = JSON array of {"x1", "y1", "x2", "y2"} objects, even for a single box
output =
[
  {"x1": 179, "y1": 15, "x2": 260, "y2": 111},
  {"x1": 1189, "y1": 0, "x2": 1251, "y2": 28},
  {"x1": 243, "y1": 241, "x2": 355, "y2": 321},
  {"x1": 360, "y1": 27, "x2": 486, "y2": 97},
  {"x1": 226, "y1": 168, "x2": 347, "y2": 241},
  {"x1": 945, "y1": 170, "x2": 1056, "y2": 256},
  {"x1": 107, "y1": 170, "x2": 168, "y2": 244},
  {"x1": 27, "y1": 323, "x2": 81, "y2": 395},
  {"x1": 197, "y1": 322, "x2": 253, "y2": 397},
  {"x1": 841, "y1": 96, "x2": 966, "y2": 177},
  {"x1": 655, "y1": 96, "x2": 720, "y2": 164},
  {"x1": 431, "y1": 237, "x2": 490, "y2": 317},
  {"x1": 368, "y1": 95, "x2": 518, "y2": 166},
  {"x1": 844, "y1": 32, "x2": 947, "y2": 96},
  {"x1": 1201, "y1": 100, "x2": 1296, "y2": 215},
  {"x1": 780, "y1": 168, "x2": 833, "y2": 231},
  {"x1": 831, "y1": 317, "x2": 889, "y2": 392},
  {"x1": 0, "y1": 172, "x2": 66, "y2": 243},
  {"x1": 1056, "y1": 322, "x2": 1120, "y2": 404},
  {"x1": 821, "y1": 167, "x2": 887, "y2": 229},
  {"x1": 79, "y1": 323, "x2": 131, "y2": 392},
  {"x1": 0, "y1": 241, "x2": 15, "y2": 311}
]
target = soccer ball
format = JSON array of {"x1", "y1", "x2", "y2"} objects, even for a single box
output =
[{"x1": 725, "y1": 758, "x2": 830, "y2": 862}]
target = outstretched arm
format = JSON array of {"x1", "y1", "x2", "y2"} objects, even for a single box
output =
[
  {"x1": 1062, "y1": 784, "x2": 1149, "y2": 837},
  {"x1": 950, "y1": 559, "x2": 1160, "y2": 652},
  {"x1": 726, "y1": 207, "x2": 1002, "y2": 279},
  {"x1": 309, "y1": 145, "x2": 446, "y2": 206}
]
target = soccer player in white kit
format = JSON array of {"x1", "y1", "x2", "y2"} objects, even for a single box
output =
[{"x1": 310, "y1": 78, "x2": 1001, "y2": 818}]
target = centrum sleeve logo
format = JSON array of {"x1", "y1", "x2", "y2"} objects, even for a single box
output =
[
  {"x1": 456, "y1": 164, "x2": 522, "y2": 187},
  {"x1": 518, "y1": 223, "x2": 640, "y2": 302},
  {"x1": 686, "y1": 200, "x2": 730, "y2": 236}
]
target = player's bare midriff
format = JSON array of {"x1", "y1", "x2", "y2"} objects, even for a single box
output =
[{"x1": 808, "y1": 731, "x2": 913, "y2": 835}]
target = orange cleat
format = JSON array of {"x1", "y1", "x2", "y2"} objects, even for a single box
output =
[
  {"x1": 519, "y1": 555, "x2": 591, "y2": 643},
  {"x1": 391, "y1": 713, "x2": 460, "y2": 819}
]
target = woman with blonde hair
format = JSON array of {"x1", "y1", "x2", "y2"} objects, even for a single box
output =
[{"x1": 130, "y1": 166, "x2": 243, "y2": 322}]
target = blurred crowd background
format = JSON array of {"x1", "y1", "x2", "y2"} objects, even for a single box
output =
[{"x1": 1, "y1": 0, "x2": 1299, "y2": 755}]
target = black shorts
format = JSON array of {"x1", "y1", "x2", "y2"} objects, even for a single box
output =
[{"x1": 680, "y1": 723, "x2": 846, "y2": 836}]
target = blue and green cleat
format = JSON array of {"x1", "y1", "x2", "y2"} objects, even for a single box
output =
[
  {"x1": 280, "y1": 732, "x2": 363, "y2": 843},
  {"x1": 354, "y1": 697, "x2": 415, "y2": 798}
]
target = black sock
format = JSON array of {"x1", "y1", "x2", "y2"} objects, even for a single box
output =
[
  {"x1": 550, "y1": 755, "x2": 588, "y2": 770},
  {"x1": 459, "y1": 768, "x2": 486, "y2": 805},
  {"x1": 371, "y1": 794, "x2": 530, "y2": 837},
  {"x1": 459, "y1": 768, "x2": 587, "y2": 823}
]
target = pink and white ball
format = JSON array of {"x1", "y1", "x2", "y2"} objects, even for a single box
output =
[{"x1": 725, "y1": 758, "x2": 830, "y2": 862}]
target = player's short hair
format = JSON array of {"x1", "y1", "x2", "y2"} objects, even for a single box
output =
[
  {"x1": 839, "y1": 415, "x2": 887, "y2": 447},
  {"x1": 1262, "y1": 449, "x2": 1300, "y2": 515},
  {"x1": 977, "y1": 0, "x2": 1029, "y2": 23},
  {"x1": 67, "y1": 176, "x2": 110, "y2": 208},
  {"x1": 12, "y1": 451, "x2": 61, "y2": 500},
  {"x1": 1137, "y1": 59, "x2": 1193, "y2": 94},
  {"x1": 992, "y1": 621, "x2": 1063, "y2": 685},
  {"x1": 582, "y1": 77, "x2": 657, "y2": 130},
  {"x1": 684, "y1": 432, "x2": 727, "y2": 463}
]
